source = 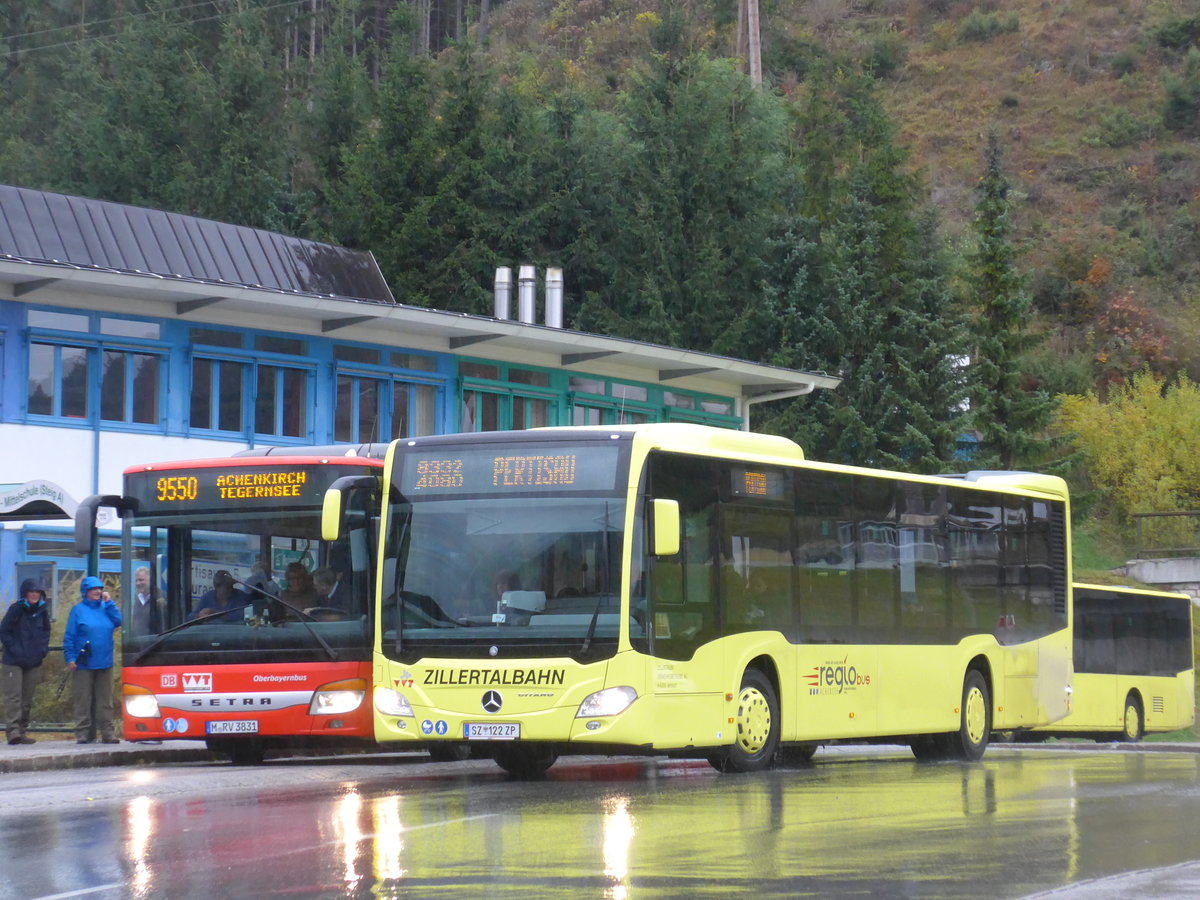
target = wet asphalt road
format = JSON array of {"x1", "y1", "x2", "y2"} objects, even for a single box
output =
[{"x1": 2, "y1": 745, "x2": 1200, "y2": 899}]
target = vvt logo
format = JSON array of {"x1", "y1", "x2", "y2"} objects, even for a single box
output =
[{"x1": 182, "y1": 673, "x2": 213, "y2": 693}]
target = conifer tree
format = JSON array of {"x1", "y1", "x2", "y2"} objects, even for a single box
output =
[
  {"x1": 967, "y1": 128, "x2": 1056, "y2": 469},
  {"x1": 761, "y1": 71, "x2": 967, "y2": 472}
]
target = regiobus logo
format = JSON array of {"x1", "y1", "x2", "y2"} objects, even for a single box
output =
[{"x1": 804, "y1": 656, "x2": 870, "y2": 695}]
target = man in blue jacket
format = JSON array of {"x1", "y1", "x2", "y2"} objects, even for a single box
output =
[
  {"x1": 1, "y1": 579, "x2": 52, "y2": 745},
  {"x1": 64, "y1": 576, "x2": 122, "y2": 744}
]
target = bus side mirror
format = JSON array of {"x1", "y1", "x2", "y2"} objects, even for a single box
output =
[
  {"x1": 651, "y1": 499, "x2": 680, "y2": 557},
  {"x1": 73, "y1": 495, "x2": 132, "y2": 555},
  {"x1": 322, "y1": 475, "x2": 380, "y2": 542},
  {"x1": 322, "y1": 490, "x2": 344, "y2": 542}
]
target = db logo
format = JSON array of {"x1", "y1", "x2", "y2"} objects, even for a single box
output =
[
  {"x1": 161, "y1": 674, "x2": 178, "y2": 688},
  {"x1": 182, "y1": 673, "x2": 213, "y2": 693}
]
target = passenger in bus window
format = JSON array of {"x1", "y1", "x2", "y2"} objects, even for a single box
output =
[
  {"x1": 273, "y1": 562, "x2": 319, "y2": 620},
  {"x1": 189, "y1": 571, "x2": 249, "y2": 622},
  {"x1": 244, "y1": 557, "x2": 280, "y2": 598},
  {"x1": 309, "y1": 568, "x2": 350, "y2": 621},
  {"x1": 130, "y1": 567, "x2": 164, "y2": 634}
]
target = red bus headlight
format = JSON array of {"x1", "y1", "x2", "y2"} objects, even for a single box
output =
[{"x1": 309, "y1": 678, "x2": 367, "y2": 716}]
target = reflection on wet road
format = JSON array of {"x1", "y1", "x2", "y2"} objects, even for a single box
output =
[{"x1": 4, "y1": 748, "x2": 1200, "y2": 899}]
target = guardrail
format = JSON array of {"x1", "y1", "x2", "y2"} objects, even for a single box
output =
[{"x1": 1134, "y1": 511, "x2": 1200, "y2": 559}]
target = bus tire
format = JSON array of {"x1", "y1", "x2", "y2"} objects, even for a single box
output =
[
  {"x1": 1120, "y1": 694, "x2": 1144, "y2": 742},
  {"x1": 778, "y1": 743, "x2": 818, "y2": 767},
  {"x1": 709, "y1": 669, "x2": 780, "y2": 774},
  {"x1": 428, "y1": 743, "x2": 473, "y2": 762},
  {"x1": 223, "y1": 741, "x2": 266, "y2": 765},
  {"x1": 492, "y1": 743, "x2": 558, "y2": 778},
  {"x1": 950, "y1": 669, "x2": 991, "y2": 761},
  {"x1": 910, "y1": 734, "x2": 943, "y2": 761}
]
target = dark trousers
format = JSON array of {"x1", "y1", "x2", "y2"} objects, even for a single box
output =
[
  {"x1": 72, "y1": 667, "x2": 115, "y2": 741},
  {"x1": 2, "y1": 663, "x2": 42, "y2": 740}
]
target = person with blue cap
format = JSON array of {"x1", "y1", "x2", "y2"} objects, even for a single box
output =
[{"x1": 63, "y1": 576, "x2": 122, "y2": 744}]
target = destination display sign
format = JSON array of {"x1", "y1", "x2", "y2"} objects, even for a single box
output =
[
  {"x1": 398, "y1": 443, "x2": 623, "y2": 496},
  {"x1": 125, "y1": 463, "x2": 375, "y2": 514}
]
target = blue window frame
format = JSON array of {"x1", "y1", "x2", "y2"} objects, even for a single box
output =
[{"x1": 26, "y1": 310, "x2": 166, "y2": 429}]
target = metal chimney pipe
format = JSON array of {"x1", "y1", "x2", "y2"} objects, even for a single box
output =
[
  {"x1": 545, "y1": 267, "x2": 564, "y2": 328},
  {"x1": 518, "y1": 265, "x2": 536, "y2": 324},
  {"x1": 493, "y1": 267, "x2": 512, "y2": 320}
]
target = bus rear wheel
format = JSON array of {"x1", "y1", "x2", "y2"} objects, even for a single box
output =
[
  {"x1": 949, "y1": 669, "x2": 991, "y2": 761},
  {"x1": 910, "y1": 670, "x2": 991, "y2": 762},
  {"x1": 492, "y1": 743, "x2": 559, "y2": 778},
  {"x1": 708, "y1": 669, "x2": 780, "y2": 773},
  {"x1": 1120, "y1": 694, "x2": 1144, "y2": 742}
]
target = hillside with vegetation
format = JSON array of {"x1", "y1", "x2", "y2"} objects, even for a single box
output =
[{"x1": 2, "y1": 0, "x2": 1199, "y2": 564}]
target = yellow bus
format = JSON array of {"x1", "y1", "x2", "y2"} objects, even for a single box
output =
[
  {"x1": 327, "y1": 424, "x2": 1073, "y2": 775},
  {"x1": 1026, "y1": 583, "x2": 1194, "y2": 742}
]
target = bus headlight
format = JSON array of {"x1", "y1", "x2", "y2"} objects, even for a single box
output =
[
  {"x1": 123, "y1": 685, "x2": 160, "y2": 719},
  {"x1": 374, "y1": 687, "x2": 415, "y2": 717},
  {"x1": 576, "y1": 686, "x2": 637, "y2": 718},
  {"x1": 309, "y1": 678, "x2": 367, "y2": 716}
]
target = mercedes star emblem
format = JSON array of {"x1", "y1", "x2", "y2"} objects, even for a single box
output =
[{"x1": 481, "y1": 690, "x2": 503, "y2": 713}]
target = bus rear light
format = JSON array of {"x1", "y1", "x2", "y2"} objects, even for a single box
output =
[
  {"x1": 374, "y1": 688, "x2": 415, "y2": 717},
  {"x1": 310, "y1": 678, "x2": 367, "y2": 716},
  {"x1": 576, "y1": 686, "x2": 637, "y2": 718},
  {"x1": 123, "y1": 685, "x2": 161, "y2": 719}
]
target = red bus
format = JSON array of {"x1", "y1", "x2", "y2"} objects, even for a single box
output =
[{"x1": 75, "y1": 446, "x2": 386, "y2": 763}]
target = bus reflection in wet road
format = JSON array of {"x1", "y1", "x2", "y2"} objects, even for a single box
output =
[{"x1": 8, "y1": 749, "x2": 1200, "y2": 900}]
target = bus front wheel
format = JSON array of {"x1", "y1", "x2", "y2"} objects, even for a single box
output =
[
  {"x1": 492, "y1": 743, "x2": 559, "y2": 778},
  {"x1": 708, "y1": 669, "x2": 780, "y2": 774},
  {"x1": 1120, "y1": 694, "x2": 1144, "y2": 742}
]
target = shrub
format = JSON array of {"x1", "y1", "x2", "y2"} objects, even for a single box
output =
[
  {"x1": 959, "y1": 8, "x2": 1020, "y2": 43},
  {"x1": 1163, "y1": 47, "x2": 1200, "y2": 136},
  {"x1": 864, "y1": 31, "x2": 907, "y2": 79},
  {"x1": 1111, "y1": 49, "x2": 1139, "y2": 77},
  {"x1": 1080, "y1": 107, "x2": 1159, "y2": 148},
  {"x1": 1146, "y1": 14, "x2": 1200, "y2": 50}
]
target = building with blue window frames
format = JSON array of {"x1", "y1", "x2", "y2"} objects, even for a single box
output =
[{"x1": 0, "y1": 184, "x2": 838, "y2": 609}]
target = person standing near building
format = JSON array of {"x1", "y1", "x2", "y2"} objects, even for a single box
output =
[
  {"x1": 64, "y1": 576, "x2": 122, "y2": 744},
  {"x1": 1, "y1": 579, "x2": 52, "y2": 745}
]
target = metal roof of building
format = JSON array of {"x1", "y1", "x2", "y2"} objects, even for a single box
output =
[
  {"x1": 0, "y1": 184, "x2": 840, "y2": 406},
  {"x1": 0, "y1": 183, "x2": 394, "y2": 303}
]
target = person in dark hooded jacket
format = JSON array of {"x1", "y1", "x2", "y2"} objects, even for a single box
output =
[{"x1": 1, "y1": 579, "x2": 52, "y2": 745}]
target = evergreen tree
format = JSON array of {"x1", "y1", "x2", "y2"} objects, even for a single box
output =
[
  {"x1": 761, "y1": 71, "x2": 968, "y2": 472},
  {"x1": 575, "y1": 18, "x2": 793, "y2": 351},
  {"x1": 967, "y1": 129, "x2": 1056, "y2": 469}
]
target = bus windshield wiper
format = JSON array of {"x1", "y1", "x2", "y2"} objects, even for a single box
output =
[
  {"x1": 580, "y1": 593, "x2": 606, "y2": 655},
  {"x1": 235, "y1": 579, "x2": 339, "y2": 661},
  {"x1": 132, "y1": 607, "x2": 247, "y2": 664}
]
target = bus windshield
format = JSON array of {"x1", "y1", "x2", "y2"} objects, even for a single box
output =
[
  {"x1": 121, "y1": 485, "x2": 376, "y2": 666},
  {"x1": 383, "y1": 495, "x2": 631, "y2": 661}
]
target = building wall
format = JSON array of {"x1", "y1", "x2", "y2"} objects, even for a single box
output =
[{"x1": 0, "y1": 292, "x2": 742, "y2": 604}]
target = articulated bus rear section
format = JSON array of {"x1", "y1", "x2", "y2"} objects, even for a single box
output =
[{"x1": 348, "y1": 424, "x2": 1075, "y2": 777}]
